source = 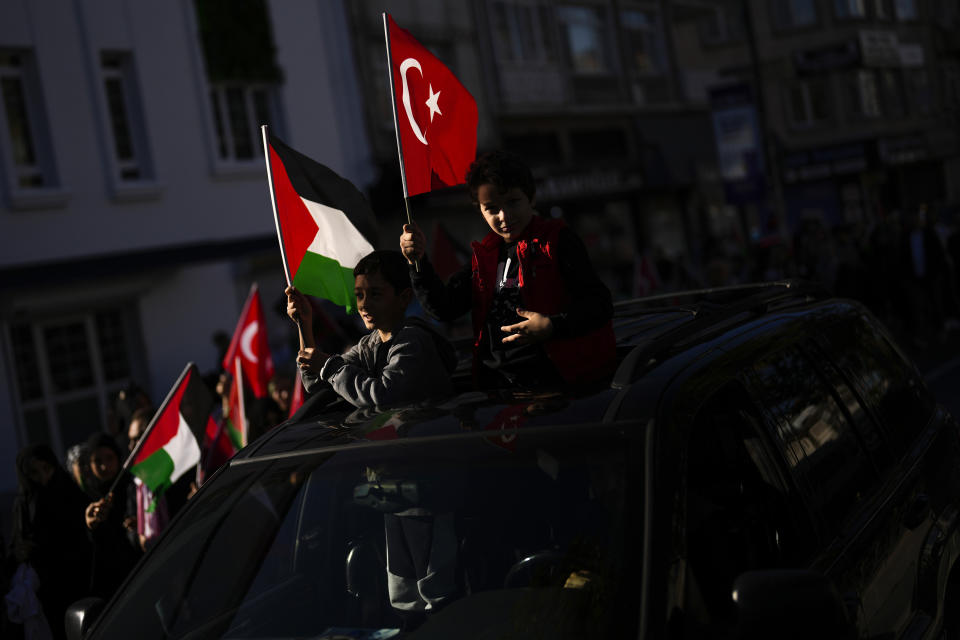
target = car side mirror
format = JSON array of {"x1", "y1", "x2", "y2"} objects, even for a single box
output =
[
  {"x1": 65, "y1": 597, "x2": 105, "y2": 640},
  {"x1": 732, "y1": 570, "x2": 854, "y2": 640}
]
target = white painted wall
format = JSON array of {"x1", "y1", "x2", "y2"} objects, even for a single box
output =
[
  {"x1": 138, "y1": 261, "x2": 237, "y2": 403},
  {"x1": 0, "y1": 0, "x2": 378, "y2": 499}
]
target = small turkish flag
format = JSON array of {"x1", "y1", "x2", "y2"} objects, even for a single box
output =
[
  {"x1": 222, "y1": 284, "x2": 274, "y2": 398},
  {"x1": 385, "y1": 14, "x2": 478, "y2": 197}
]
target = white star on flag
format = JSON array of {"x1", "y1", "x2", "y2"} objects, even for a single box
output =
[{"x1": 425, "y1": 85, "x2": 442, "y2": 122}]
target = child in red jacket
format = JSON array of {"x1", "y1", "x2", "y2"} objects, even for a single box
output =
[{"x1": 399, "y1": 150, "x2": 614, "y2": 389}]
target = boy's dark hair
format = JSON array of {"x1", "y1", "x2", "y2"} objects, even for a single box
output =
[
  {"x1": 466, "y1": 150, "x2": 535, "y2": 204},
  {"x1": 354, "y1": 250, "x2": 412, "y2": 293}
]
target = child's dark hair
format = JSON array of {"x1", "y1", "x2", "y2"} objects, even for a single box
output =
[
  {"x1": 466, "y1": 150, "x2": 535, "y2": 204},
  {"x1": 354, "y1": 250, "x2": 412, "y2": 293}
]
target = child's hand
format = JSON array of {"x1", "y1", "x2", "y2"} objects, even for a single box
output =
[
  {"x1": 400, "y1": 222, "x2": 426, "y2": 264},
  {"x1": 285, "y1": 286, "x2": 313, "y2": 327},
  {"x1": 297, "y1": 347, "x2": 329, "y2": 373},
  {"x1": 501, "y1": 308, "x2": 554, "y2": 345},
  {"x1": 85, "y1": 498, "x2": 112, "y2": 530}
]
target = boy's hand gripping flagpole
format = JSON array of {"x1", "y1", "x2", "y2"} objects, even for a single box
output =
[
  {"x1": 108, "y1": 362, "x2": 194, "y2": 498},
  {"x1": 382, "y1": 12, "x2": 419, "y2": 272},
  {"x1": 261, "y1": 124, "x2": 307, "y2": 343}
]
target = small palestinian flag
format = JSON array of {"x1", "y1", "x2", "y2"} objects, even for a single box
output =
[
  {"x1": 130, "y1": 363, "x2": 215, "y2": 495},
  {"x1": 263, "y1": 130, "x2": 375, "y2": 313}
]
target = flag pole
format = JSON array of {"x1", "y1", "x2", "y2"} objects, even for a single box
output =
[
  {"x1": 383, "y1": 12, "x2": 419, "y2": 272},
  {"x1": 262, "y1": 123, "x2": 307, "y2": 340},
  {"x1": 235, "y1": 356, "x2": 248, "y2": 448},
  {"x1": 261, "y1": 124, "x2": 293, "y2": 287},
  {"x1": 108, "y1": 362, "x2": 194, "y2": 498}
]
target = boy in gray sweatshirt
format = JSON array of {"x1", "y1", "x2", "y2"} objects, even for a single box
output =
[{"x1": 285, "y1": 249, "x2": 457, "y2": 408}]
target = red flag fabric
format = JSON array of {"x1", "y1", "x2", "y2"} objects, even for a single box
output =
[
  {"x1": 431, "y1": 221, "x2": 468, "y2": 281},
  {"x1": 386, "y1": 14, "x2": 478, "y2": 197},
  {"x1": 225, "y1": 361, "x2": 247, "y2": 449},
  {"x1": 288, "y1": 368, "x2": 304, "y2": 419},
  {"x1": 222, "y1": 284, "x2": 274, "y2": 398}
]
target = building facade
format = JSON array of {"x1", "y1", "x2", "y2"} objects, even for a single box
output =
[{"x1": 0, "y1": 0, "x2": 376, "y2": 504}]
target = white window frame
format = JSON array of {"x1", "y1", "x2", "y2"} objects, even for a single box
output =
[
  {"x1": 99, "y1": 50, "x2": 153, "y2": 186},
  {"x1": 620, "y1": 8, "x2": 667, "y2": 77},
  {"x1": 771, "y1": 0, "x2": 819, "y2": 30},
  {"x1": 208, "y1": 83, "x2": 277, "y2": 165},
  {"x1": 557, "y1": 4, "x2": 615, "y2": 76},
  {"x1": 786, "y1": 79, "x2": 831, "y2": 128},
  {"x1": 490, "y1": 0, "x2": 556, "y2": 64},
  {"x1": 5, "y1": 308, "x2": 142, "y2": 454},
  {"x1": 834, "y1": 0, "x2": 868, "y2": 19},
  {"x1": 0, "y1": 48, "x2": 64, "y2": 206},
  {"x1": 854, "y1": 70, "x2": 882, "y2": 118}
]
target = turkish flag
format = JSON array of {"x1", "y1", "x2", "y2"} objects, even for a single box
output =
[
  {"x1": 222, "y1": 284, "x2": 274, "y2": 398},
  {"x1": 385, "y1": 14, "x2": 478, "y2": 197}
]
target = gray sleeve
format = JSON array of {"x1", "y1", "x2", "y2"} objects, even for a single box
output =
[
  {"x1": 301, "y1": 343, "x2": 362, "y2": 395},
  {"x1": 320, "y1": 329, "x2": 449, "y2": 408}
]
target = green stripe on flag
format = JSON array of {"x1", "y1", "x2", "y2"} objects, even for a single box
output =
[
  {"x1": 292, "y1": 252, "x2": 357, "y2": 313},
  {"x1": 228, "y1": 422, "x2": 244, "y2": 451},
  {"x1": 130, "y1": 448, "x2": 175, "y2": 494}
]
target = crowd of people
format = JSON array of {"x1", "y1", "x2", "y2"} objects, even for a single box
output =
[
  {"x1": 6, "y1": 145, "x2": 959, "y2": 635},
  {"x1": 1, "y1": 370, "x2": 295, "y2": 640},
  {"x1": 645, "y1": 203, "x2": 960, "y2": 352}
]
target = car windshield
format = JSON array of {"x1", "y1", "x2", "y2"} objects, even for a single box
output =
[{"x1": 92, "y1": 424, "x2": 640, "y2": 639}]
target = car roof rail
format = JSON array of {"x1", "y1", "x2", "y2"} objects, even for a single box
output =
[{"x1": 611, "y1": 279, "x2": 825, "y2": 388}]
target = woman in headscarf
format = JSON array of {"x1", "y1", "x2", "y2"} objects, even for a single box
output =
[
  {"x1": 83, "y1": 433, "x2": 142, "y2": 601},
  {"x1": 10, "y1": 444, "x2": 92, "y2": 640}
]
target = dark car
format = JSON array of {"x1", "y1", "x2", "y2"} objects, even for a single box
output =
[{"x1": 69, "y1": 283, "x2": 960, "y2": 639}]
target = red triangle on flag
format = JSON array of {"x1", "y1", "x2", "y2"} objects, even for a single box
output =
[{"x1": 268, "y1": 144, "x2": 320, "y2": 281}]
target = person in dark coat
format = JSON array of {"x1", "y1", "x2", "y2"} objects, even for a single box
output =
[
  {"x1": 10, "y1": 444, "x2": 92, "y2": 639},
  {"x1": 82, "y1": 433, "x2": 142, "y2": 601}
]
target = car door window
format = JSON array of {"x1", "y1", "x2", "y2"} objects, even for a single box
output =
[
  {"x1": 817, "y1": 313, "x2": 934, "y2": 451},
  {"x1": 685, "y1": 382, "x2": 814, "y2": 622},
  {"x1": 751, "y1": 346, "x2": 879, "y2": 540}
]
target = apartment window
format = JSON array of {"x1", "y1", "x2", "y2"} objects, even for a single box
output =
[
  {"x1": 907, "y1": 70, "x2": 932, "y2": 115},
  {"x1": 894, "y1": 0, "x2": 917, "y2": 20},
  {"x1": 771, "y1": 0, "x2": 818, "y2": 29},
  {"x1": 557, "y1": 5, "x2": 613, "y2": 74},
  {"x1": 621, "y1": 10, "x2": 667, "y2": 76},
  {"x1": 209, "y1": 84, "x2": 274, "y2": 160},
  {"x1": 0, "y1": 49, "x2": 55, "y2": 189},
  {"x1": 880, "y1": 69, "x2": 905, "y2": 117},
  {"x1": 850, "y1": 70, "x2": 882, "y2": 117},
  {"x1": 787, "y1": 80, "x2": 830, "y2": 127},
  {"x1": 7, "y1": 308, "x2": 142, "y2": 453},
  {"x1": 872, "y1": 0, "x2": 894, "y2": 19},
  {"x1": 100, "y1": 51, "x2": 152, "y2": 182},
  {"x1": 699, "y1": 1, "x2": 745, "y2": 44},
  {"x1": 194, "y1": 0, "x2": 282, "y2": 164},
  {"x1": 491, "y1": 1, "x2": 556, "y2": 63},
  {"x1": 834, "y1": 0, "x2": 868, "y2": 19}
]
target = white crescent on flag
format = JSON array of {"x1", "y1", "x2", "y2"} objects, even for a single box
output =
[
  {"x1": 400, "y1": 58, "x2": 429, "y2": 145},
  {"x1": 241, "y1": 321, "x2": 259, "y2": 363}
]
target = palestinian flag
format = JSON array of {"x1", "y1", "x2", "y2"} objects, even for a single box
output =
[
  {"x1": 263, "y1": 130, "x2": 375, "y2": 314},
  {"x1": 130, "y1": 363, "x2": 215, "y2": 495}
]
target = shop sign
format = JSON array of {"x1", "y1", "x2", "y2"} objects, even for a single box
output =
[
  {"x1": 878, "y1": 135, "x2": 927, "y2": 165},
  {"x1": 859, "y1": 30, "x2": 900, "y2": 67},
  {"x1": 536, "y1": 169, "x2": 643, "y2": 201},
  {"x1": 783, "y1": 143, "x2": 870, "y2": 183},
  {"x1": 794, "y1": 40, "x2": 860, "y2": 75}
]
